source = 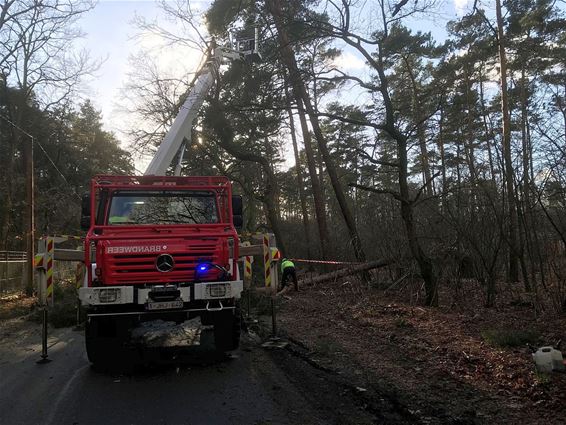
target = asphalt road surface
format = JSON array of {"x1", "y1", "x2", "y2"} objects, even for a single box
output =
[{"x1": 0, "y1": 319, "x2": 381, "y2": 425}]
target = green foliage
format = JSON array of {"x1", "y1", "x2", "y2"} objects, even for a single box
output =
[
  {"x1": 206, "y1": 0, "x2": 256, "y2": 36},
  {"x1": 28, "y1": 280, "x2": 81, "y2": 328},
  {"x1": 136, "y1": 0, "x2": 566, "y2": 308},
  {"x1": 48, "y1": 300, "x2": 78, "y2": 328},
  {"x1": 0, "y1": 89, "x2": 133, "y2": 248}
]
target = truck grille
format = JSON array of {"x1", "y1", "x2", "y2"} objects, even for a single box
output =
[{"x1": 103, "y1": 242, "x2": 223, "y2": 284}]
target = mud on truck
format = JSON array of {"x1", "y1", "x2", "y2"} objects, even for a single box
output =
[{"x1": 78, "y1": 175, "x2": 244, "y2": 367}]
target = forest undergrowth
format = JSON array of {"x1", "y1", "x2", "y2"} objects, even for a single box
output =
[{"x1": 277, "y1": 269, "x2": 566, "y2": 424}]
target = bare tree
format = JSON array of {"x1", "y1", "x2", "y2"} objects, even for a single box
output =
[
  {"x1": 120, "y1": 53, "x2": 193, "y2": 156},
  {"x1": 299, "y1": 0, "x2": 440, "y2": 304},
  {"x1": 266, "y1": 0, "x2": 367, "y2": 264},
  {"x1": 0, "y1": 0, "x2": 96, "y2": 292}
]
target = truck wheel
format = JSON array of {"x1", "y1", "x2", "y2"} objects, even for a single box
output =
[
  {"x1": 85, "y1": 316, "x2": 136, "y2": 371},
  {"x1": 213, "y1": 304, "x2": 241, "y2": 352},
  {"x1": 85, "y1": 316, "x2": 112, "y2": 370}
]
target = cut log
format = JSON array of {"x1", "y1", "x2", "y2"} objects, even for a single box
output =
[{"x1": 298, "y1": 259, "x2": 392, "y2": 287}]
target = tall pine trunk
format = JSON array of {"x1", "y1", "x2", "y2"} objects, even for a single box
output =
[
  {"x1": 404, "y1": 57, "x2": 433, "y2": 196},
  {"x1": 294, "y1": 95, "x2": 332, "y2": 259},
  {"x1": 285, "y1": 83, "x2": 312, "y2": 259},
  {"x1": 496, "y1": 0, "x2": 520, "y2": 283},
  {"x1": 268, "y1": 0, "x2": 367, "y2": 263}
]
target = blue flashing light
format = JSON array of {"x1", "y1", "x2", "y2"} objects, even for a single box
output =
[{"x1": 198, "y1": 264, "x2": 208, "y2": 272}]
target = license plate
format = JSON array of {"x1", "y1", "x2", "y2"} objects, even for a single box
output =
[{"x1": 146, "y1": 300, "x2": 183, "y2": 311}]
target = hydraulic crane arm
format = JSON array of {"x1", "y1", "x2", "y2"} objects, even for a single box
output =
[
  {"x1": 144, "y1": 55, "x2": 216, "y2": 176},
  {"x1": 144, "y1": 31, "x2": 260, "y2": 177}
]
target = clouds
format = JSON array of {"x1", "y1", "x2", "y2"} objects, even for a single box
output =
[
  {"x1": 332, "y1": 51, "x2": 366, "y2": 70},
  {"x1": 454, "y1": 0, "x2": 472, "y2": 16}
]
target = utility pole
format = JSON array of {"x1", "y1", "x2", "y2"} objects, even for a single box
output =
[
  {"x1": 24, "y1": 131, "x2": 35, "y2": 295},
  {"x1": 4, "y1": 113, "x2": 36, "y2": 296}
]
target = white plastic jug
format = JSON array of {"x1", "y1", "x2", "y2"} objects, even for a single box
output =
[{"x1": 533, "y1": 347, "x2": 565, "y2": 373}]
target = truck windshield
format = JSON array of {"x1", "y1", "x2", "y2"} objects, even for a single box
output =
[{"x1": 107, "y1": 191, "x2": 218, "y2": 225}]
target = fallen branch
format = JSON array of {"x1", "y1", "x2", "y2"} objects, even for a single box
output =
[
  {"x1": 299, "y1": 259, "x2": 393, "y2": 287},
  {"x1": 385, "y1": 272, "x2": 410, "y2": 292}
]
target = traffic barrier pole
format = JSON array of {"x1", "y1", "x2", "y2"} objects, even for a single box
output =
[
  {"x1": 271, "y1": 297, "x2": 277, "y2": 337},
  {"x1": 263, "y1": 234, "x2": 278, "y2": 335},
  {"x1": 262, "y1": 235, "x2": 271, "y2": 288},
  {"x1": 74, "y1": 263, "x2": 84, "y2": 328},
  {"x1": 239, "y1": 241, "x2": 252, "y2": 317},
  {"x1": 37, "y1": 306, "x2": 51, "y2": 364},
  {"x1": 35, "y1": 238, "x2": 51, "y2": 364},
  {"x1": 35, "y1": 234, "x2": 83, "y2": 363},
  {"x1": 244, "y1": 256, "x2": 253, "y2": 280},
  {"x1": 45, "y1": 237, "x2": 54, "y2": 307}
]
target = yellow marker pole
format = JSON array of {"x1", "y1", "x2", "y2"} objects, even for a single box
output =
[
  {"x1": 35, "y1": 238, "x2": 51, "y2": 363},
  {"x1": 45, "y1": 237, "x2": 54, "y2": 307},
  {"x1": 270, "y1": 247, "x2": 280, "y2": 292},
  {"x1": 240, "y1": 241, "x2": 252, "y2": 318},
  {"x1": 263, "y1": 234, "x2": 278, "y2": 336},
  {"x1": 241, "y1": 241, "x2": 253, "y2": 283},
  {"x1": 244, "y1": 256, "x2": 253, "y2": 280},
  {"x1": 270, "y1": 247, "x2": 280, "y2": 261},
  {"x1": 263, "y1": 234, "x2": 271, "y2": 288},
  {"x1": 35, "y1": 239, "x2": 47, "y2": 305}
]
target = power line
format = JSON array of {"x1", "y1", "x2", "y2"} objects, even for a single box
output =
[
  {"x1": 0, "y1": 113, "x2": 34, "y2": 139},
  {"x1": 0, "y1": 114, "x2": 81, "y2": 200},
  {"x1": 35, "y1": 138, "x2": 81, "y2": 200}
]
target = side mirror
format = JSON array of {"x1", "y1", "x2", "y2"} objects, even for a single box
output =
[
  {"x1": 81, "y1": 193, "x2": 91, "y2": 231},
  {"x1": 232, "y1": 195, "x2": 243, "y2": 216},
  {"x1": 81, "y1": 193, "x2": 91, "y2": 217},
  {"x1": 232, "y1": 195, "x2": 243, "y2": 230},
  {"x1": 233, "y1": 215, "x2": 243, "y2": 229},
  {"x1": 80, "y1": 216, "x2": 91, "y2": 231}
]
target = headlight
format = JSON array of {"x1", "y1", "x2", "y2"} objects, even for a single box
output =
[
  {"x1": 207, "y1": 283, "x2": 228, "y2": 298},
  {"x1": 97, "y1": 288, "x2": 120, "y2": 303}
]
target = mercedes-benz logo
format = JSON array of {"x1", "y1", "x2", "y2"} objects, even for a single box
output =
[{"x1": 155, "y1": 254, "x2": 175, "y2": 272}]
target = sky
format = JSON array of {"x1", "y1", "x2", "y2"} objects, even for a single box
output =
[
  {"x1": 78, "y1": 0, "x2": 201, "y2": 132},
  {"x1": 79, "y1": 1, "x2": 152, "y2": 129},
  {"x1": 75, "y1": 0, "x2": 471, "y2": 170}
]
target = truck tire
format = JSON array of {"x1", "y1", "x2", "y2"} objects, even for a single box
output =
[
  {"x1": 85, "y1": 316, "x2": 113, "y2": 370},
  {"x1": 213, "y1": 304, "x2": 241, "y2": 352},
  {"x1": 86, "y1": 316, "x2": 136, "y2": 371}
]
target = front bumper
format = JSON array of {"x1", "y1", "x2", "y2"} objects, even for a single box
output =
[{"x1": 78, "y1": 280, "x2": 243, "y2": 306}]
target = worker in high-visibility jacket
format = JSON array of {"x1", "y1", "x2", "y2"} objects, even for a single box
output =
[{"x1": 280, "y1": 258, "x2": 298, "y2": 292}]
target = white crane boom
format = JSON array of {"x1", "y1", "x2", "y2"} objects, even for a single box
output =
[{"x1": 145, "y1": 30, "x2": 260, "y2": 177}]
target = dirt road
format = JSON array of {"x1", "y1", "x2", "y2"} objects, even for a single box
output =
[{"x1": 0, "y1": 318, "x2": 405, "y2": 425}]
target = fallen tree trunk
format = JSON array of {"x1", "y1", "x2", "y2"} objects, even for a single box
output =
[{"x1": 298, "y1": 259, "x2": 393, "y2": 287}]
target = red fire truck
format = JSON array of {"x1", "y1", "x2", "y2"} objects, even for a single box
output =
[{"x1": 78, "y1": 35, "x2": 259, "y2": 367}]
